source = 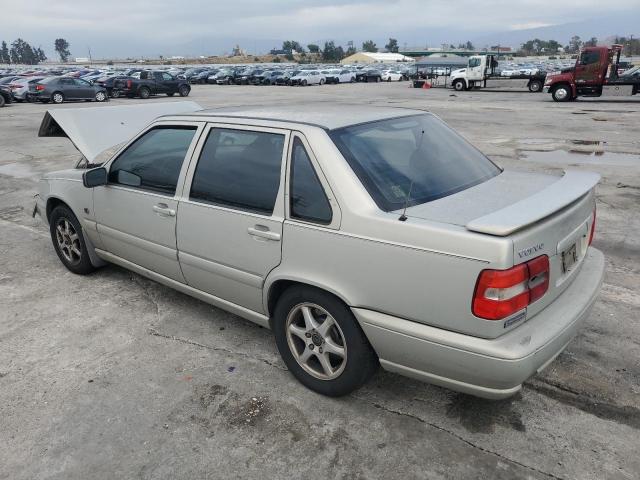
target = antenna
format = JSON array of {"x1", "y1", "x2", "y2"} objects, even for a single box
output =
[{"x1": 399, "y1": 128, "x2": 425, "y2": 221}]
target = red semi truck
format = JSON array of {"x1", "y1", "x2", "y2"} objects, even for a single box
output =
[{"x1": 544, "y1": 45, "x2": 638, "y2": 101}]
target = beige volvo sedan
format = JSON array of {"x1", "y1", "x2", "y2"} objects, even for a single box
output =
[{"x1": 34, "y1": 103, "x2": 604, "y2": 399}]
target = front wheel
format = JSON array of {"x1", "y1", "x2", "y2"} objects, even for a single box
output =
[
  {"x1": 273, "y1": 286, "x2": 378, "y2": 397},
  {"x1": 95, "y1": 91, "x2": 107, "y2": 102},
  {"x1": 552, "y1": 84, "x2": 572, "y2": 102},
  {"x1": 0, "y1": 95, "x2": 4, "y2": 108},
  {"x1": 452, "y1": 79, "x2": 466, "y2": 91},
  {"x1": 178, "y1": 85, "x2": 190, "y2": 97},
  {"x1": 49, "y1": 205, "x2": 96, "y2": 275}
]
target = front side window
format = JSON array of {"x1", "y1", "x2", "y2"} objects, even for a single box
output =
[
  {"x1": 109, "y1": 126, "x2": 196, "y2": 195},
  {"x1": 468, "y1": 58, "x2": 481, "y2": 68},
  {"x1": 330, "y1": 114, "x2": 501, "y2": 211},
  {"x1": 580, "y1": 51, "x2": 600, "y2": 65},
  {"x1": 290, "y1": 138, "x2": 332, "y2": 224},
  {"x1": 190, "y1": 128, "x2": 285, "y2": 214}
]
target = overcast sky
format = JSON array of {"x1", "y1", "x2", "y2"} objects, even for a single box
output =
[{"x1": 1, "y1": 0, "x2": 638, "y2": 57}]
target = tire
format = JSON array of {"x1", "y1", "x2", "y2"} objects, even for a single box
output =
[
  {"x1": 49, "y1": 205, "x2": 96, "y2": 275},
  {"x1": 319, "y1": 78, "x2": 325, "y2": 85},
  {"x1": 111, "y1": 89, "x2": 120, "y2": 98},
  {"x1": 51, "y1": 92, "x2": 64, "y2": 104},
  {"x1": 453, "y1": 80, "x2": 466, "y2": 91},
  {"x1": 376, "y1": 77, "x2": 381, "y2": 83},
  {"x1": 95, "y1": 91, "x2": 107, "y2": 102},
  {"x1": 178, "y1": 85, "x2": 190, "y2": 97},
  {"x1": 166, "y1": 92, "x2": 175, "y2": 96},
  {"x1": 552, "y1": 84, "x2": 572, "y2": 102},
  {"x1": 0, "y1": 95, "x2": 4, "y2": 108},
  {"x1": 139, "y1": 87, "x2": 151, "y2": 99},
  {"x1": 528, "y1": 80, "x2": 543, "y2": 93},
  {"x1": 273, "y1": 285, "x2": 378, "y2": 397},
  {"x1": 350, "y1": 77, "x2": 355, "y2": 83},
  {"x1": 301, "y1": 80, "x2": 307, "y2": 86}
]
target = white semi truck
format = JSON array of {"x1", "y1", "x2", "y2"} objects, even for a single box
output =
[{"x1": 449, "y1": 54, "x2": 546, "y2": 93}]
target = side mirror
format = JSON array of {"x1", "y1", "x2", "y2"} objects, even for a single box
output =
[{"x1": 83, "y1": 167, "x2": 107, "y2": 188}]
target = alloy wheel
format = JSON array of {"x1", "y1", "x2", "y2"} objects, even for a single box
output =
[
  {"x1": 285, "y1": 303, "x2": 347, "y2": 380},
  {"x1": 55, "y1": 218, "x2": 82, "y2": 264}
]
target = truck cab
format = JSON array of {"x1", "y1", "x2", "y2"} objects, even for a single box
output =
[{"x1": 544, "y1": 45, "x2": 638, "y2": 101}]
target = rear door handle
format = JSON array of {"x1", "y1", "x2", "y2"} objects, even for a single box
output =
[
  {"x1": 247, "y1": 226, "x2": 281, "y2": 241},
  {"x1": 153, "y1": 203, "x2": 176, "y2": 217}
]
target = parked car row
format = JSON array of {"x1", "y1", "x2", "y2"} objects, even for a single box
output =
[{"x1": 0, "y1": 62, "x2": 412, "y2": 106}]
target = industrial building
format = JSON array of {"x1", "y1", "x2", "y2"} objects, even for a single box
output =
[{"x1": 340, "y1": 52, "x2": 415, "y2": 64}]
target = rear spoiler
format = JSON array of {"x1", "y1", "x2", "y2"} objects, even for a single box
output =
[
  {"x1": 466, "y1": 170, "x2": 600, "y2": 236},
  {"x1": 38, "y1": 101, "x2": 202, "y2": 162}
]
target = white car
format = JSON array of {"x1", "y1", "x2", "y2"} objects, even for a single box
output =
[
  {"x1": 381, "y1": 70, "x2": 404, "y2": 82},
  {"x1": 326, "y1": 69, "x2": 356, "y2": 83},
  {"x1": 290, "y1": 70, "x2": 325, "y2": 86}
]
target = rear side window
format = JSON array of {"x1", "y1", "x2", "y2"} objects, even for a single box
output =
[
  {"x1": 330, "y1": 114, "x2": 500, "y2": 211},
  {"x1": 109, "y1": 126, "x2": 196, "y2": 195},
  {"x1": 190, "y1": 128, "x2": 285, "y2": 214},
  {"x1": 290, "y1": 138, "x2": 332, "y2": 224}
]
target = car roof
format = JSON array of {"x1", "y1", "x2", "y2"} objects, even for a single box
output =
[{"x1": 179, "y1": 105, "x2": 426, "y2": 130}]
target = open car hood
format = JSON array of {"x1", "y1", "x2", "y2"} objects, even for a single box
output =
[{"x1": 38, "y1": 101, "x2": 202, "y2": 162}]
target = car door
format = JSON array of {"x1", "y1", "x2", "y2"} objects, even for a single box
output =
[
  {"x1": 177, "y1": 124, "x2": 288, "y2": 314},
  {"x1": 161, "y1": 72, "x2": 178, "y2": 92},
  {"x1": 73, "y1": 78, "x2": 94, "y2": 99},
  {"x1": 575, "y1": 50, "x2": 602, "y2": 86},
  {"x1": 93, "y1": 122, "x2": 204, "y2": 282},
  {"x1": 58, "y1": 77, "x2": 76, "y2": 98}
]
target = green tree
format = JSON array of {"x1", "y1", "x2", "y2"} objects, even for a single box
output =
[
  {"x1": 322, "y1": 41, "x2": 344, "y2": 62},
  {"x1": 566, "y1": 35, "x2": 582, "y2": 54},
  {"x1": 282, "y1": 40, "x2": 304, "y2": 54},
  {"x1": 584, "y1": 37, "x2": 598, "y2": 47},
  {"x1": 385, "y1": 38, "x2": 399, "y2": 53},
  {"x1": 54, "y1": 38, "x2": 71, "y2": 62},
  {"x1": 35, "y1": 47, "x2": 47, "y2": 62},
  {"x1": 0, "y1": 41, "x2": 9, "y2": 63},
  {"x1": 362, "y1": 40, "x2": 377, "y2": 52},
  {"x1": 345, "y1": 45, "x2": 356, "y2": 57},
  {"x1": 10, "y1": 38, "x2": 39, "y2": 64},
  {"x1": 307, "y1": 44, "x2": 320, "y2": 53},
  {"x1": 465, "y1": 41, "x2": 474, "y2": 50}
]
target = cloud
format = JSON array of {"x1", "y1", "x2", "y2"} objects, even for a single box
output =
[{"x1": 0, "y1": 0, "x2": 637, "y2": 56}]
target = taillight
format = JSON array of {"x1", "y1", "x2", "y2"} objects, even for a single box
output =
[
  {"x1": 126, "y1": 79, "x2": 132, "y2": 88},
  {"x1": 35, "y1": 85, "x2": 44, "y2": 91},
  {"x1": 473, "y1": 255, "x2": 550, "y2": 320},
  {"x1": 588, "y1": 208, "x2": 596, "y2": 245}
]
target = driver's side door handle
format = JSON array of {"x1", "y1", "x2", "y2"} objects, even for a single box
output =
[{"x1": 152, "y1": 203, "x2": 175, "y2": 217}]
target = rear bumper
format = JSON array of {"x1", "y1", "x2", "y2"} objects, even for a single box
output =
[{"x1": 353, "y1": 248, "x2": 605, "y2": 399}]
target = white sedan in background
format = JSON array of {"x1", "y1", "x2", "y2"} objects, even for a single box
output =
[
  {"x1": 290, "y1": 70, "x2": 325, "y2": 86},
  {"x1": 381, "y1": 70, "x2": 404, "y2": 82}
]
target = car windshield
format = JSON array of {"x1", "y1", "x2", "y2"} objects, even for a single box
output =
[{"x1": 330, "y1": 114, "x2": 501, "y2": 211}]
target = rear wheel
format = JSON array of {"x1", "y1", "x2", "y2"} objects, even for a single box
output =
[
  {"x1": 528, "y1": 80, "x2": 543, "y2": 92},
  {"x1": 319, "y1": 78, "x2": 325, "y2": 85},
  {"x1": 178, "y1": 85, "x2": 190, "y2": 97},
  {"x1": 552, "y1": 84, "x2": 572, "y2": 102},
  {"x1": 49, "y1": 205, "x2": 96, "y2": 275},
  {"x1": 139, "y1": 87, "x2": 151, "y2": 99},
  {"x1": 111, "y1": 89, "x2": 120, "y2": 98},
  {"x1": 301, "y1": 80, "x2": 307, "y2": 86},
  {"x1": 273, "y1": 286, "x2": 378, "y2": 397},
  {"x1": 52, "y1": 92, "x2": 64, "y2": 104}
]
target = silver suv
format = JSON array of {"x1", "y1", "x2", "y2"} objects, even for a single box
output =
[{"x1": 35, "y1": 104, "x2": 604, "y2": 399}]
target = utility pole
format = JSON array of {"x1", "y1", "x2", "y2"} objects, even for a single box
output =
[{"x1": 87, "y1": 46, "x2": 92, "y2": 64}]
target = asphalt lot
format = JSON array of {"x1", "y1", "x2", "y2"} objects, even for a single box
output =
[{"x1": 1, "y1": 82, "x2": 639, "y2": 480}]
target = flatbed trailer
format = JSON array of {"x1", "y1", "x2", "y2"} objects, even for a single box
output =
[{"x1": 449, "y1": 55, "x2": 547, "y2": 92}]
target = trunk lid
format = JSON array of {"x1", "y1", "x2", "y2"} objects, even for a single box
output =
[{"x1": 400, "y1": 169, "x2": 599, "y2": 318}]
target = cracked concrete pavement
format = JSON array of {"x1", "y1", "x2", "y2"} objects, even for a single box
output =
[{"x1": 0, "y1": 82, "x2": 639, "y2": 480}]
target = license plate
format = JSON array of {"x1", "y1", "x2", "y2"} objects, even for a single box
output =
[{"x1": 562, "y1": 243, "x2": 577, "y2": 273}]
